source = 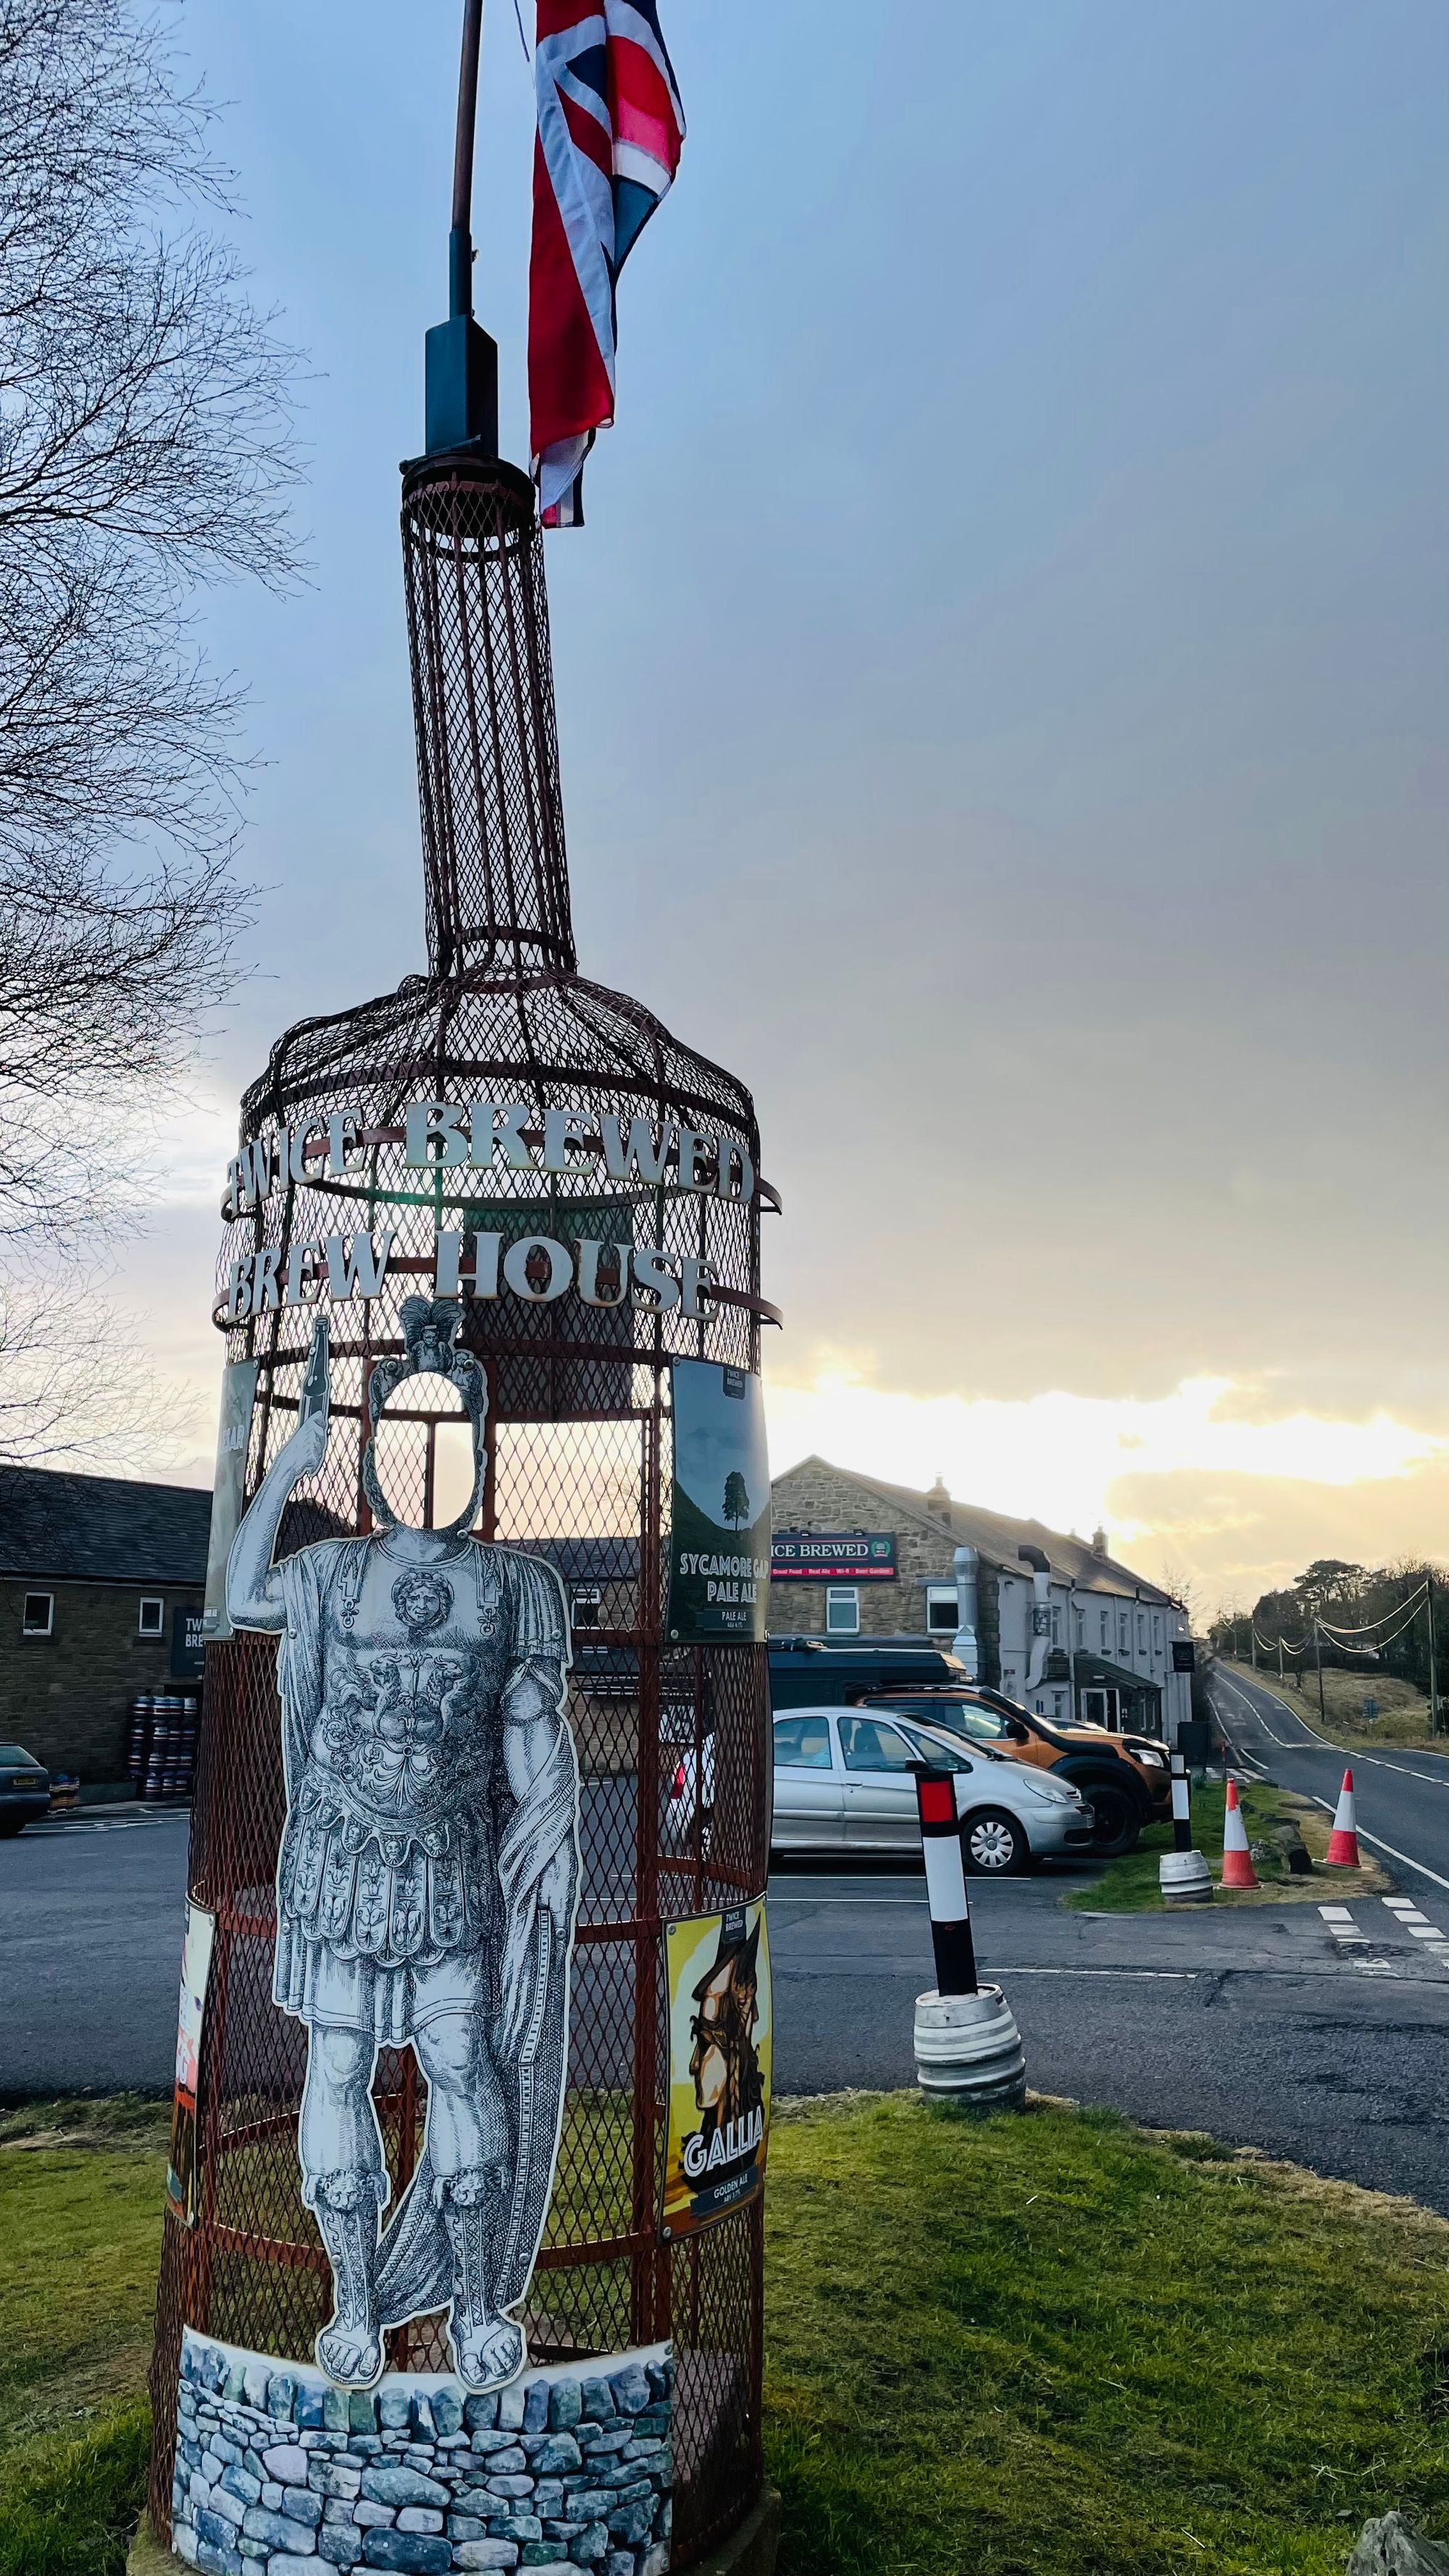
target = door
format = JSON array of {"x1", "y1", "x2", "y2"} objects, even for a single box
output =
[
  {"x1": 838, "y1": 1713, "x2": 924, "y2": 1849},
  {"x1": 771, "y1": 1712, "x2": 845, "y2": 1850}
]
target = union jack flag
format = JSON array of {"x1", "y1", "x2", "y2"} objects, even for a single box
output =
[{"x1": 530, "y1": 1, "x2": 685, "y2": 527}]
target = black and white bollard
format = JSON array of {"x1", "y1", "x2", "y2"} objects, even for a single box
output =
[
  {"x1": 912, "y1": 1769, "x2": 1027, "y2": 2110},
  {"x1": 1158, "y1": 1748, "x2": 1212, "y2": 1904}
]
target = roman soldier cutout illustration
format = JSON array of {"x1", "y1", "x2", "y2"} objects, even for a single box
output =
[{"x1": 226, "y1": 1302, "x2": 580, "y2": 2393}]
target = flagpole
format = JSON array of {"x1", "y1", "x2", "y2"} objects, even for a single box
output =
[
  {"x1": 427, "y1": 0, "x2": 497, "y2": 454},
  {"x1": 451, "y1": 0, "x2": 484, "y2": 317}
]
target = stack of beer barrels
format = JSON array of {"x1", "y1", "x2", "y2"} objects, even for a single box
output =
[{"x1": 128, "y1": 1691, "x2": 201, "y2": 1802}]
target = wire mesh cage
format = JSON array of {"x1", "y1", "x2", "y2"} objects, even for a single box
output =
[{"x1": 149, "y1": 454, "x2": 772, "y2": 2565}]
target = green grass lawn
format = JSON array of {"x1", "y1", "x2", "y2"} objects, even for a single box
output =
[
  {"x1": 1064, "y1": 1776, "x2": 1389, "y2": 1912},
  {"x1": 765, "y1": 2091, "x2": 1449, "y2": 2576},
  {"x1": 10, "y1": 2091, "x2": 1449, "y2": 2576},
  {"x1": 0, "y1": 2097, "x2": 167, "y2": 2576}
]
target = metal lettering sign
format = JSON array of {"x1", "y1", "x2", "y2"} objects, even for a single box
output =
[{"x1": 771, "y1": 1531, "x2": 898, "y2": 1581}]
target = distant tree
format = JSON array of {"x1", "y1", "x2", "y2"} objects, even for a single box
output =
[
  {"x1": 722, "y1": 1471, "x2": 751, "y2": 1531},
  {"x1": 1293, "y1": 1560, "x2": 1366, "y2": 1618},
  {"x1": 0, "y1": 0, "x2": 301, "y2": 1247}
]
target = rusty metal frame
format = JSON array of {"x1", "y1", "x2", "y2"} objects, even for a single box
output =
[{"x1": 149, "y1": 455, "x2": 769, "y2": 2566}]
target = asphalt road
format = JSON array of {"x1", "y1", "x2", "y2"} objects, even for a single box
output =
[
  {"x1": 768, "y1": 1860, "x2": 1449, "y2": 2212},
  {"x1": 1206, "y1": 1661, "x2": 1449, "y2": 1895},
  {"x1": 0, "y1": 1802, "x2": 191, "y2": 2096},
  {"x1": 10, "y1": 1734, "x2": 1449, "y2": 2216}
]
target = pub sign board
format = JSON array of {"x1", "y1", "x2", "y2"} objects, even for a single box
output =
[
  {"x1": 171, "y1": 1607, "x2": 206, "y2": 1681},
  {"x1": 771, "y1": 1531, "x2": 897, "y2": 1582},
  {"x1": 1172, "y1": 1640, "x2": 1198, "y2": 1673},
  {"x1": 667, "y1": 1360, "x2": 771, "y2": 1643}
]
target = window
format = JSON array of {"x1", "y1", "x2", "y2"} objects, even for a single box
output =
[
  {"x1": 1053, "y1": 1691, "x2": 1066, "y2": 1720},
  {"x1": 899, "y1": 1725, "x2": 969, "y2": 1772},
  {"x1": 1137, "y1": 1614, "x2": 1146, "y2": 1652},
  {"x1": 138, "y1": 1597, "x2": 164, "y2": 1638},
  {"x1": 870, "y1": 1695, "x2": 1005, "y2": 1744},
  {"x1": 1050, "y1": 1606, "x2": 1061, "y2": 1645},
  {"x1": 825, "y1": 1586, "x2": 859, "y2": 1634},
  {"x1": 924, "y1": 1584, "x2": 959, "y2": 1634},
  {"x1": 839, "y1": 1716, "x2": 915, "y2": 1772},
  {"x1": 22, "y1": 1592, "x2": 52, "y2": 1636},
  {"x1": 1100, "y1": 1609, "x2": 1110, "y2": 1651},
  {"x1": 569, "y1": 1584, "x2": 601, "y2": 1631},
  {"x1": 1074, "y1": 1609, "x2": 1085, "y2": 1647},
  {"x1": 773, "y1": 1715, "x2": 833, "y2": 1769},
  {"x1": 1152, "y1": 1613, "x2": 1162, "y2": 1653},
  {"x1": 1118, "y1": 1610, "x2": 1129, "y2": 1654}
]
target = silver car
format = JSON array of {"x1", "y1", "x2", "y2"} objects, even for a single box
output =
[{"x1": 769, "y1": 1706, "x2": 1095, "y2": 1872}]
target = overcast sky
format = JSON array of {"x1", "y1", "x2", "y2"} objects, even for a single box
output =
[{"x1": 107, "y1": 0, "x2": 1449, "y2": 1611}]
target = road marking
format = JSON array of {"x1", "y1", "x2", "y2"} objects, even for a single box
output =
[
  {"x1": 1307, "y1": 1806, "x2": 1449, "y2": 1897},
  {"x1": 964, "y1": 1966, "x2": 1199, "y2": 1980},
  {"x1": 1214, "y1": 1671, "x2": 1449, "y2": 1790},
  {"x1": 1212, "y1": 1672, "x2": 1304, "y2": 1747},
  {"x1": 1319, "y1": 1906, "x2": 1353, "y2": 1920},
  {"x1": 1384, "y1": 1897, "x2": 1418, "y2": 1912}
]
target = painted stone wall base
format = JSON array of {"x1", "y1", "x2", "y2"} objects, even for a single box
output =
[
  {"x1": 170, "y1": 2328, "x2": 672, "y2": 2575},
  {"x1": 686, "y1": 2484, "x2": 780, "y2": 2576}
]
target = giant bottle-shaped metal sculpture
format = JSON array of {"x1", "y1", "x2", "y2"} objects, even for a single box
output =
[{"x1": 149, "y1": 16, "x2": 774, "y2": 2567}]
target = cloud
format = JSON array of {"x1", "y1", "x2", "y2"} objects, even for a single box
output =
[{"x1": 763, "y1": 1367, "x2": 1444, "y2": 1562}]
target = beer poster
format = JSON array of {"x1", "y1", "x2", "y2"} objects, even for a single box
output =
[
  {"x1": 661, "y1": 1900, "x2": 772, "y2": 2241},
  {"x1": 667, "y1": 1359, "x2": 771, "y2": 1643},
  {"x1": 167, "y1": 1900, "x2": 217, "y2": 2225}
]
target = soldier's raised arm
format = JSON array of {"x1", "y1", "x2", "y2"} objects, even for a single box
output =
[{"x1": 226, "y1": 1318, "x2": 331, "y2": 1634}]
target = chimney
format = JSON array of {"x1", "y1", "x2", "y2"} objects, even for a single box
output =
[
  {"x1": 925, "y1": 1476, "x2": 952, "y2": 1524},
  {"x1": 1090, "y1": 1526, "x2": 1108, "y2": 1559}
]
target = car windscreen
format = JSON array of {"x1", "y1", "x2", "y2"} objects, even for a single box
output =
[
  {"x1": 897, "y1": 1726, "x2": 973, "y2": 1773},
  {"x1": 869, "y1": 1697, "x2": 1006, "y2": 1743},
  {"x1": 0, "y1": 1745, "x2": 40, "y2": 1766}
]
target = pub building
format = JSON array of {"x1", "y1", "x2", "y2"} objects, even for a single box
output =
[{"x1": 769, "y1": 1456, "x2": 1194, "y2": 1743}]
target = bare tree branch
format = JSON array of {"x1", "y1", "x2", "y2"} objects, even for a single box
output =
[
  {"x1": 0, "y1": 1266, "x2": 204, "y2": 1465},
  {"x1": 0, "y1": 0, "x2": 303, "y2": 1247}
]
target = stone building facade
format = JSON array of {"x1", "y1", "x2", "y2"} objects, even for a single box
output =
[
  {"x1": 770, "y1": 1456, "x2": 1193, "y2": 1741},
  {"x1": 0, "y1": 1465, "x2": 209, "y2": 1779}
]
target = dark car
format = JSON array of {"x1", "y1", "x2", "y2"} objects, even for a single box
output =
[
  {"x1": 0, "y1": 1743, "x2": 50, "y2": 1836},
  {"x1": 768, "y1": 1637, "x2": 965, "y2": 1710}
]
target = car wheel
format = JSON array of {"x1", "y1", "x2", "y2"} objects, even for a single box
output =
[
  {"x1": 0, "y1": 1818, "x2": 25, "y2": 1839},
  {"x1": 962, "y1": 1809, "x2": 1027, "y2": 1875},
  {"x1": 1085, "y1": 1781, "x2": 1140, "y2": 1858}
]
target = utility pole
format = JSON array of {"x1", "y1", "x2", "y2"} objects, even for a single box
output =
[
  {"x1": 1428, "y1": 1571, "x2": 1440, "y2": 1739},
  {"x1": 1250, "y1": 1624, "x2": 1257, "y2": 1670},
  {"x1": 1314, "y1": 1621, "x2": 1326, "y2": 1726},
  {"x1": 1277, "y1": 1633, "x2": 1284, "y2": 1682}
]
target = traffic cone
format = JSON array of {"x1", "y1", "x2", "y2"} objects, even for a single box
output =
[
  {"x1": 1325, "y1": 1770, "x2": 1360, "y2": 1868},
  {"x1": 1220, "y1": 1778, "x2": 1258, "y2": 1889}
]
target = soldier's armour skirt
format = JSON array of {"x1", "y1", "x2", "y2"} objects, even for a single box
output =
[
  {"x1": 276, "y1": 1933, "x2": 490, "y2": 2044},
  {"x1": 275, "y1": 1776, "x2": 498, "y2": 2035}
]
